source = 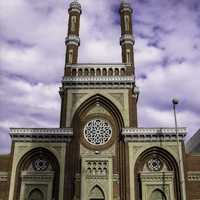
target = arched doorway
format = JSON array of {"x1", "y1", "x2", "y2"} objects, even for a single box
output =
[
  {"x1": 89, "y1": 185, "x2": 105, "y2": 200},
  {"x1": 150, "y1": 189, "x2": 167, "y2": 200},
  {"x1": 28, "y1": 188, "x2": 44, "y2": 200},
  {"x1": 134, "y1": 147, "x2": 180, "y2": 200},
  {"x1": 14, "y1": 147, "x2": 60, "y2": 200}
]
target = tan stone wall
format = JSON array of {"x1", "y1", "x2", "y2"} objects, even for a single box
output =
[{"x1": 8, "y1": 142, "x2": 66, "y2": 200}]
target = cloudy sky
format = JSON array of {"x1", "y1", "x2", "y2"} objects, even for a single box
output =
[{"x1": 0, "y1": 0, "x2": 200, "y2": 154}]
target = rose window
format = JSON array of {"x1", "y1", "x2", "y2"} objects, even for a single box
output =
[
  {"x1": 84, "y1": 119, "x2": 112, "y2": 145},
  {"x1": 32, "y1": 159, "x2": 49, "y2": 171},
  {"x1": 147, "y1": 158, "x2": 162, "y2": 171}
]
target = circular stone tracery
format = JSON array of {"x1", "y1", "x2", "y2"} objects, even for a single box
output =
[
  {"x1": 147, "y1": 158, "x2": 162, "y2": 171},
  {"x1": 32, "y1": 159, "x2": 49, "y2": 171},
  {"x1": 84, "y1": 119, "x2": 112, "y2": 145}
]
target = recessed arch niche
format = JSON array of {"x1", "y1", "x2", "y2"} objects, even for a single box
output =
[
  {"x1": 89, "y1": 185, "x2": 105, "y2": 200},
  {"x1": 13, "y1": 147, "x2": 60, "y2": 200},
  {"x1": 150, "y1": 189, "x2": 167, "y2": 200},
  {"x1": 134, "y1": 147, "x2": 181, "y2": 200},
  {"x1": 28, "y1": 188, "x2": 44, "y2": 200}
]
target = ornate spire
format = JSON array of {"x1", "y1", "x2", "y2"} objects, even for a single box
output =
[
  {"x1": 69, "y1": 0, "x2": 81, "y2": 11},
  {"x1": 64, "y1": 0, "x2": 82, "y2": 68},
  {"x1": 119, "y1": 0, "x2": 134, "y2": 71}
]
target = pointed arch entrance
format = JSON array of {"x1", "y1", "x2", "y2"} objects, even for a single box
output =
[
  {"x1": 28, "y1": 188, "x2": 44, "y2": 200},
  {"x1": 89, "y1": 185, "x2": 105, "y2": 200},
  {"x1": 64, "y1": 94, "x2": 125, "y2": 199},
  {"x1": 150, "y1": 189, "x2": 167, "y2": 200}
]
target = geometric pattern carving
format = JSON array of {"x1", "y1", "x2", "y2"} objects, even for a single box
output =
[
  {"x1": 84, "y1": 119, "x2": 112, "y2": 145},
  {"x1": 147, "y1": 158, "x2": 163, "y2": 171},
  {"x1": 86, "y1": 160, "x2": 108, "y2": 178},
  {"x1": 32, "y1": 159, "x2": 49, "y2": 171}
]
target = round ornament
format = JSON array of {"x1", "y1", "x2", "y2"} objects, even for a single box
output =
[
  {"x1": 147, "y1": 158, "x2": 162, "y2": 171},
  {"x1": 32, "y1": 159, "x2": 49, "y2": 171},
  {"x1": 84, "y1": 118, "x2": 112, "y2": 145}
]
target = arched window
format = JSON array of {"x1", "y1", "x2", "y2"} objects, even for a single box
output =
[
  {"x1": 28, "y1": 188, "x2": 44, "y2": 200},
  {"x1": 71, "y1": 16, "x2": 76, "y2": 32},
  {"x1": 150, "y1": 189, "x2": 167, "y2": 200},
  {"x1": 124, "y1": 15, "x2": 130, "y2": 31},
  {"x1": 89, "y1": 185, "x2": 105, "y2": 200},
  {"x1": 126, "y1": 49, "x2": 131, "y2": 63},
  {"x1": 68, "y1": 49, "x2": 73, "y2": 64}
]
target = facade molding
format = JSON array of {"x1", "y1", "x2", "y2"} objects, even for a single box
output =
[
  {"x1": 62, "y1": 76, "x2": 134, "y2": 86},
  {"x1": 120, "y1": 34, "x2": 135, "y2": 45},
  {"x1": 10, "y1": 128, "x2": 73, "y2": 142},
  {"x1": 69, "y1": 1, "x2": 81, "y2": 14},
  {"x1": 65, "y1": 35, "x2": 80, "y2": 46},
  {"x1": 0, "y1": 172, "x2": 8, "y2": 182},
  {"x1": 119, "y1": 4, "x2": 133, "y2": 13},
  {"x1": 65, "y1": 63, "x2": 131, "y2": 69},
  {"x1": 187, "y1": 171, "x2": 200, "y2": 181},
  {"x1": 21, "y1": 170, "x2": 54, "y2": 181},
  {"x1": 122, "y1": 127, "x2": 187, "y2": 142},
  {"x1": 140, "y1": 171, "x2": 174, "y2": 182}
]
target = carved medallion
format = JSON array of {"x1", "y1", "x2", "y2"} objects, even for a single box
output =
[
  {"x1": 147, "y1": 158, "x2": 162, "y2": 171},
  {"x1": 84, "y1": 119, "x2": 112, "y2": 145},
  {"x1": 32, "y1": 159, "x2": 49, "y2": 171}
]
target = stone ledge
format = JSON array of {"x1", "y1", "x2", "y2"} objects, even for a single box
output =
[
  {"x1": 0, "y1": 172, "x2": 8, "y2": 182},
  {"x1": 122, "y1": 127, "x2": 187, "y2": 142},
  {"x1": 188, "y1": 171, "x2": 200, "y2": 181},
  {"x1": 10, "y1": 128, "x2": 73, "y2": 142}
]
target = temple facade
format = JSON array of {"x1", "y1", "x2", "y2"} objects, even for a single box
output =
[{"x1": 0, "y1": 0, "x2": 200, "y2": 200}]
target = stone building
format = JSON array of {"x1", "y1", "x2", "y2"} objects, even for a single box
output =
[{"x1": 0, "y1": 0, "x2": 200, "y2": 199}]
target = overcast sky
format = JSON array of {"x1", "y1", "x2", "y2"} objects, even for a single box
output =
[{"x1": 0, "y1": 0, "x2": 200, "y2": 154}]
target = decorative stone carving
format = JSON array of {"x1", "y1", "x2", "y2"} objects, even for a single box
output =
[
  {"x1": 122, "y1": 127, "x2": 187, "y2": 142},
  {"x1": 147, "y1": 158, "x2": 163, "y2": 171},
  {"x1": 10, "y1": 128, "x2": 73, "y2": 142},
  {"x1": 84, "y1": 119, "x2": 112, "y2": 145},
  {"x1": 86, "y1": 160, "x2": 108, "y2": 178},
  {"x1": 188, "y1": 171, "x2": 200, "y2": 181},
  {"x1": 0, "y1": 172, "x2": 8, "y2": 182},
  {"x1": 32, "y1": 159, "x2": 49, "y2": 171}
]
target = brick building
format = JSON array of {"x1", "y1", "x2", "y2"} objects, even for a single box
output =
[{"x1": 0, "y1": 0, "x2": 200, "y2": 199}]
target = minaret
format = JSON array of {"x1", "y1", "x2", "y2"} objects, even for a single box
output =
[
  {"x1": 65, "y1": 0, "x2": 81, "y2": 69},
  {"x1": 119, "y1": 0, "x2": 135, "y2": 73}
]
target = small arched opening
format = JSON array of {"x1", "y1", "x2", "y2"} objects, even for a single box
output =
[
  {"x1": 28, "y1": 188, "x2": 44, "y2": 200},
  {"x1": 150, "y1": 189, "x2": 167, "y2": 200},
  {"x1": 14, "y1": 147, "x2": 60, "y2": 200},
  {"x1": 89, "y1": 185, "x2": 105, "y2": 200}
]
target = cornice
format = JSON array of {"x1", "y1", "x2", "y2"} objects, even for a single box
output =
[
  {"x1": 0, "y1": 172, "x2": 8, "y2": 182},
  {"x1": 62, "y1": 76, "x2": 134, "y2": 89},
  {"x1": 122, "y1": 127, "x2": 187, "y2": 142},
  {"x1": 65, "y1": 63, "x2": 131, "y2": 68},
  {"x1": 187, "y1": 171, "x2": 200, "y2": 181},
  {"x1": 21, "y1": 170, "x2": 54, "y2": 181},
  {"x1": 119, "y1": 3, "x2": 133, "y2": 14},
  {"x1": 120, "y1": 34, "x2": 135, "y2": 45},
  {"x1": 65, "y1": 35, "x2": 80, "y2": 46},
  {"x1": 140, "y1": 171, "x2": 174, "y2": 182},
  {"x1": 10, "y1": 128, "x2": 73, "y2": 143},
  {"x1": 69, "y1": 1, "x2": 82, "y2": 14}
]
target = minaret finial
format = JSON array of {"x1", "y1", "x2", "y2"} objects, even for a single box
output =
[
  {"x1": 64, "y1": 0, "x2": 82, "y2": 69},
  {"x1": 119, "y1": 0, "x2": 135, "y2": 72}
]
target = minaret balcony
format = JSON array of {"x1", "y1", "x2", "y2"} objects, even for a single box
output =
[
  {"x1": 63, "y1": 63, "x2": 135, "y2": 88},
  {"x1": 65, "y1": 63, "x2": 132, "y2": 77}
]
